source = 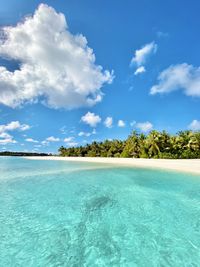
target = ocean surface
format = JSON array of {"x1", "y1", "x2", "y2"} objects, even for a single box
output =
[{"x1": 0, "y1": 157, "x2": 200, "y2": 266}]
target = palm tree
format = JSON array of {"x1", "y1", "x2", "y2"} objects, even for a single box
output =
[
  {"x1": 146, "y1": 130, "x2": 161, "y2": 158},
  {"x1": 58, "y1": 130, "x2": 200, "y2": 159},
  {"x1": 58, "y1": 146, "x2": 66, "y2": 156},
  {"x1": 121, "y1": 131, "x2": 140, "y2": 158}
]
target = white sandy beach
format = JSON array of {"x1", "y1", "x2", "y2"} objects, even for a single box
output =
[{"x1": 24, "y1": 157, "x2": 200, "y2": 175}]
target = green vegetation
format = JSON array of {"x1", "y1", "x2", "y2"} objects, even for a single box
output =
[
  {"x1": 59, "y1": 130, "x2": 200, "y2": 159},
  {"x1": 0, "y1": 151, "x2": 50, "y2": 156}
]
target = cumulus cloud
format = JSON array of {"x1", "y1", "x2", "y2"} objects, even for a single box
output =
[
  {"x1": 20, "y1": 124, "x2": 31, "y2": 131},
  {"x1": 25, "y1": 138, "x2": 39, "y2": 143},
  {"x1": 0, "y1": 138, "x2": 17, "y2": 145},
  {"x1": 0, "y1": 120, "x2": 30, "y2": 145},
  {"x1": 134, "y1": 66, "x2": 146, "y2": 76},
  {"x1": 131, "y1": 42, "x2": 157, "y2": 66},
  {"x1": 188, "y1": 120, "x2": 200, "y2": 131},
  {"x1": 63, "y1": 136, "x2": 78, "y2": 147},
  {"x1": 46, "y1": 136, "x2": 60, "y2": 142},
  {"x1": 78, "y1": 129, "x2": 96, "y2": 137},
  {"x1": 0, "y1": 121, "x2": 30, "y2": 132},
  {"x1": 0, "y1": 132, "x2": 12, "y2": 139},
  {"x1": 150, "y1": 63, "x2": 200, "y2": 97},
  {"x1": 118, "y1": 120, "x2": 125, "y2": 127},
  {"x1": 64, "y1": 137, "x2": 74, "y2": 142},
  {"x1": 104, "y1": 117, "x2": 113, "y2": 128},
  {"x1": 40, "y1": 135, "x2": 60, "y2": 146},
  {"x1": 135, "y1": 121, "x2": 153, "y2": 132},
  {"x1": 0, "y1": 4, "x2": 114, "y2": 109},
  {"x1": 81, "y1": 112, "x2": 101, "y2": 127},
  {"x1": 78, "y1": 131, "x2": 91, "y2": 137}
]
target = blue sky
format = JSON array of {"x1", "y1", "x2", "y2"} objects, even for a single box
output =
[{"x1": 0, "y1": 0, "x2": 200, "y2": 153}]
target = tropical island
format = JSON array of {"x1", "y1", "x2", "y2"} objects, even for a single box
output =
[
  {"x1": 1, "y1": 1, "x2": 200, "y2": 266},
  {"x1": 58, "y1": 130, "x2": 200, "y2": 159}
]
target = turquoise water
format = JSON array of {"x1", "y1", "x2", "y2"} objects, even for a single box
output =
[{"x1": 0, "y1": 157, "x2": 200, "y2": 266}]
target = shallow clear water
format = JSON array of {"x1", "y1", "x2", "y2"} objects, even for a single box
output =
[{"x1": 0, "y1": 157, "x2": 200, "y2": 266}]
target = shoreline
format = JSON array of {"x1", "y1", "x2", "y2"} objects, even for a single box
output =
[{"x1": 23, "y1": 156, "x2": 200, "y2": 175}]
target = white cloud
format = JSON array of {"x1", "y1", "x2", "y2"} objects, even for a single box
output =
[
  {"x1": 135, "y1": 121, "x2": 153, "y2": 132},
  {"x1": 0, "y1": 138, "x2": 17, "y2": 145},
  {"x1": 25, "y1": 138, "x2": 39, "y2": 143},
  {"x1": 2, "y1": 121, "x2": 20, "y2": 131},
  {"x1": 0, "y1": 121, "x2": 30, "y2": 133},
  {"x1": 66, "y1": 142, "x2": 78, "y2": 147},
  {"x1": 64, "y1": 137, "x2": 74, "y2": 142},
  {"x1": 41, "y1": 140, "x2": 49, "y2": 146},
  {"x1": 0, "y1": 132, "x2": 12, "y2": 139},
  {"x1": 20, "y1": 124, "x2": 31, "y2": 131},
  {"x1": 188, "y1": 120, "x2": 200, "y2": 131},
  {"x1": 0, "y1": 121, "x2": 30, "y2": 145},
  {"x1": 81, "y1": 112, "x2": 101, "y2": 127},
  {"x1": 78, "y1": 129, "x2": 96, "y2": 137},
  {"x1": 78, "y1": 131, "x2": 90, "y2": 137},
  {"x1": 118, "y1": 120, "x2": 125, "y2": 127},
  {"x1": 63, "y1": 136, "x2": 78, "y2": 147},
  {"x1": 40, "y1": 135, "x2": 60, "y2": 145},
  {"x1": 46, "y1": 136, "x2": 60, "y2": 142},
  {"x1": 150, "y1": 63, "x2": 200, "y2": 97},
  {"x1": 134, "y1": 66, "x2": 146, "y2": 75},
  {"x1": 104, "y1": 117, "x2": 113, "y2": 128},
  {"x1": 0, "y1": 4, "x2": 114, "y2": 109},
  {"x1": 131, "y1": 42, "x2": 157, "y2": 66}
]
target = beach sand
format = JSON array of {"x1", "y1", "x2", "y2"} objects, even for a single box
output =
[{"x1": 24, "y1": 156, "x2": 200, "y2": 175}]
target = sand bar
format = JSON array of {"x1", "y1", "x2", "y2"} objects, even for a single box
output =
[{"x1": 24, "y1": 156, "x2": 200, "y2": 175}]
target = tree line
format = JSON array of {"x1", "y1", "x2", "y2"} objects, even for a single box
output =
[
  {"x1": 58, "y1": 130, "x2": 200, "y2": 159},
  {"x1": 0, "y1": 151, "x2": 50, "y2": 157}
]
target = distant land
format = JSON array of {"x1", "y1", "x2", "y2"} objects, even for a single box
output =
[
  {"x1": 0, "y1": 151, "x2": 51, "y2": 157},
  {"x1": 2, "y1": 130, "x2": 200, "y2": 159}
]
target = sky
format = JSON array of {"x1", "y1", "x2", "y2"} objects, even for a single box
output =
[{"x1": 0, "y1": 0, "x2": 200, "y2": 153}]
